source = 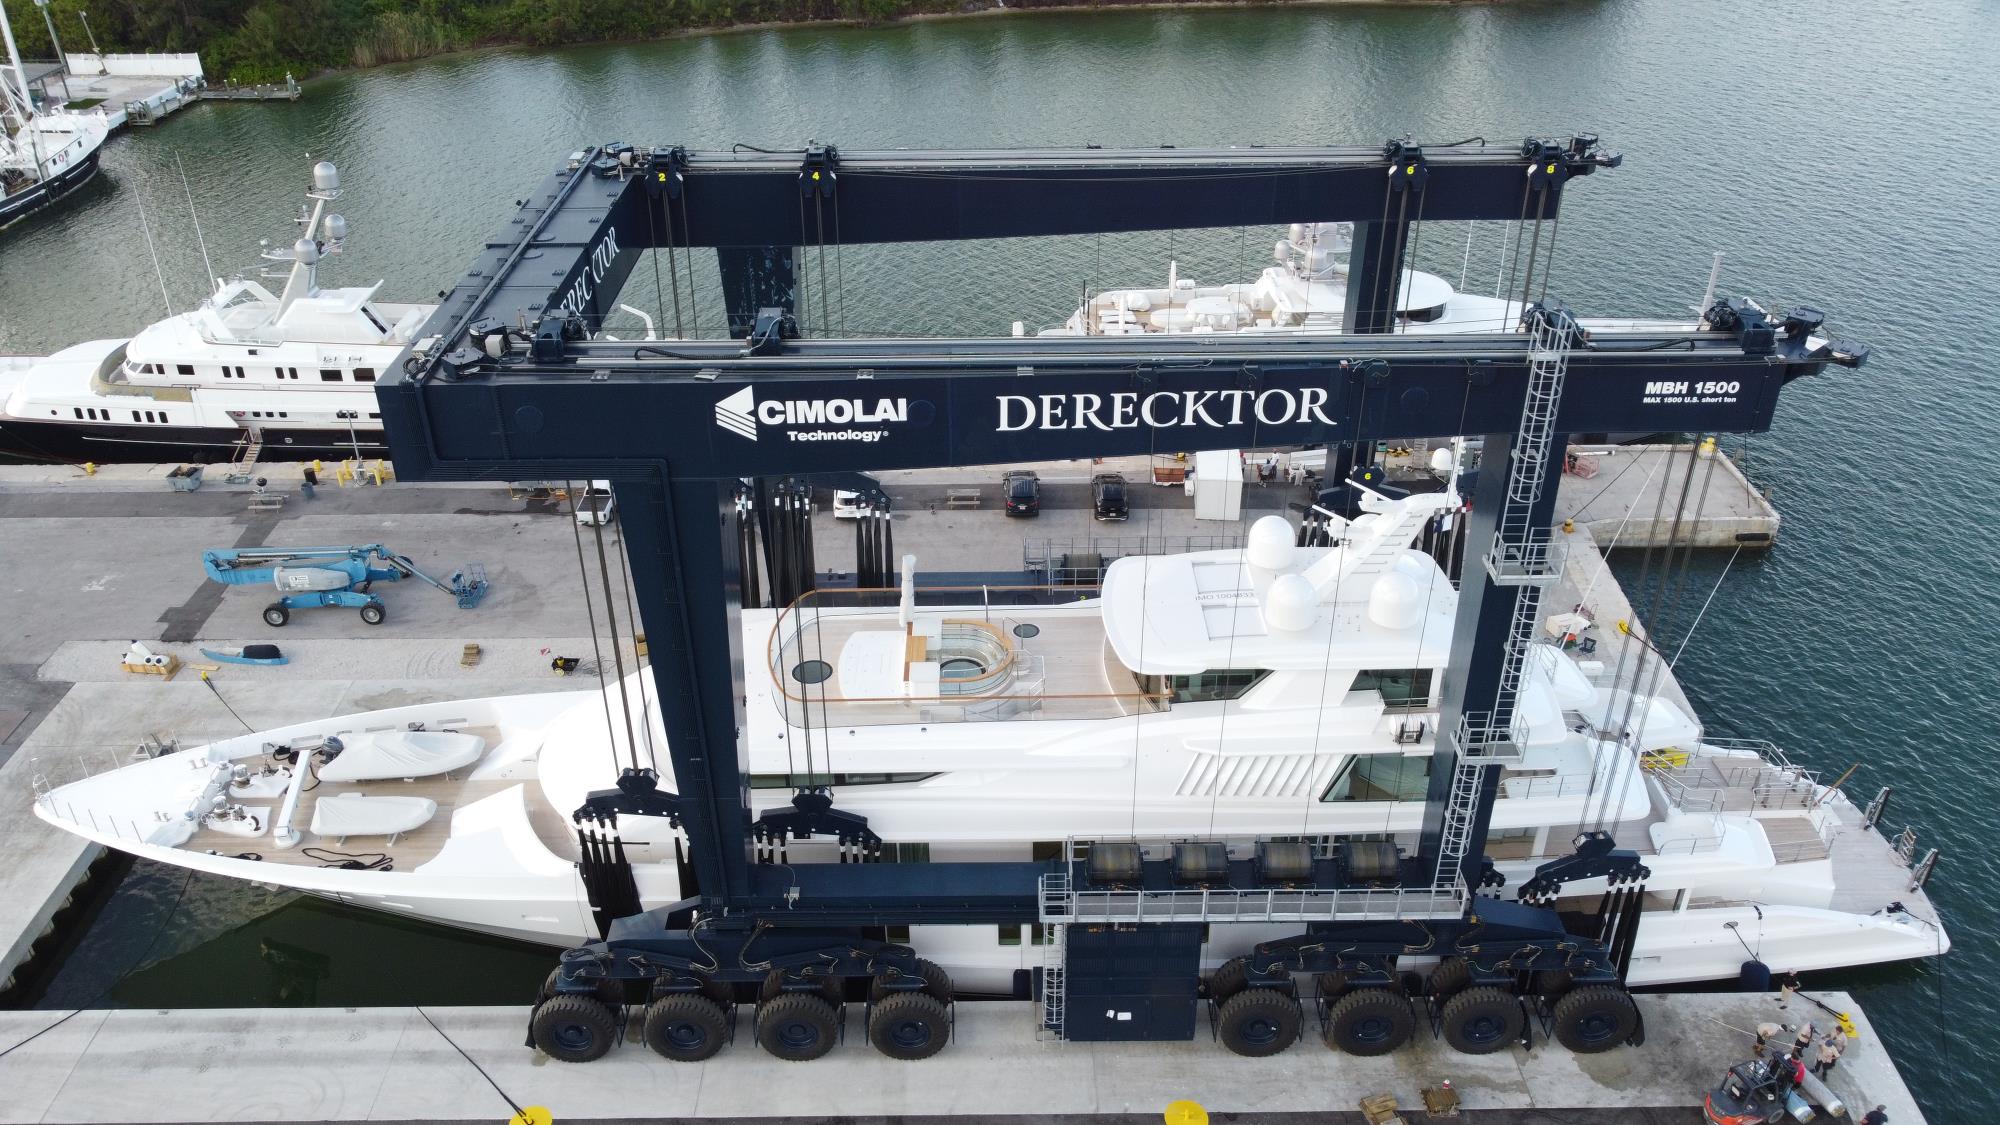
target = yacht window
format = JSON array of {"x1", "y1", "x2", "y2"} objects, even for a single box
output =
[
  {"x1": 1320, "y1": 753, "x2": 1431, "y2": 802},
  {"x1": 157, "y1": 412, "x2": 168, "y2": 423},
  {"x1": 132, "y1": 410, "x2": 142, "y2": 422},
  {"x1": 1398, "y1": 304, "x2": 1447, "y2": 324},
  {"x1": 144, "y1": 411, "x2": 155, "y2": 423},
  {"x1": 362, "y1": 306, "x2": 390, "y2": 333},
  {"x1": 1168, "y1": 669, "x2": 1270, "y2": 704},
  {"x1": 73, "y1": 408, "x2": 82, "y2": 419},
  {"x1": 749, "y1": 771, "x2": 938, "y2": 789},
  {"x1": 368, "y1": 412, "x2": 381, "y2": 420},
  {"x1": 320, "y1": 368, "x2": 342, "y2": 382},
  {"x1": 354, "y1": 368, "x2": 376, "y2": 383},
  {"x1": 1351, "y1": 668, "x2": 1435, "y2": 708},
  {"x1": 279, "y1": 411, "x2": 289, "y2": 418},
  {"x1": 176, "y1": 364, "x2": 194, "y2": 376}
]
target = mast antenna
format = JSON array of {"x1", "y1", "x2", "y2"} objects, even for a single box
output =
[
  {"x1": 133, "y1": 189, "x2": 175, "y2": 318},
  {"x1": 175, "y1": 151, "x2": 218, "y2": 295}
]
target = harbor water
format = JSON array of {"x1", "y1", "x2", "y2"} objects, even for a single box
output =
[{"x1": 3, "y1": 0, "x2": 1993, "y2": 1117}]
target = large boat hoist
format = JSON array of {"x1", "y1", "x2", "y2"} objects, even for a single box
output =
[{"x1": 375, "y1": 138, "x2": 1866, "y2": 1063}]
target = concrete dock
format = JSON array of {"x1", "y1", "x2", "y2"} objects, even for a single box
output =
[
  {"x1": 0, "y1": 992, "x2": 1923, "y2": 1123},
  {"x1": 1551, "y1": 443, "x2": 1780, "y2": 549}
]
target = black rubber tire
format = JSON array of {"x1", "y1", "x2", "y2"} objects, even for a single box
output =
[
  {"x1": 1323, "y1": 988, "x2": 1416, "y2": 1056},
  {"x1": 1426, "y1": 956, "x2": 1474, "y2": 1001},
  {"x1": 642, "y1": 994, "x2": 729, "y2": 1062},
  {"x1": 262, "y1": 603, "x2": 289, "y2": 627},
  {"x1": 1550, "y1": 984, "x2": 1640, "y2": 1054},
  {"x1": 1314, "y1": 970, "x2": 1354, "y2": 1001},
  {"x1": 867, "y1": 957, "x2": 952, "y2": 1003},
  {"x1": 754, "y1": 993, "x2": 840, "y2": 1061},
  {"x1": 868, "y1": 991, "x2": 951, "y2": 1060},
  {"x1": 1206, "y1": 957, "x2": 1252, "y2": 1003},
  {"x1": 1216, "y1": 988, "x2": 1301, "y2": 1057},
  {"x1": 1440, "y1": 985, "x2": 1525, "y2": 1054},
  {"x1": 762, "y1": 968, "x2": 846, "y2": 1006},
  {"x1": 359, "y1": 602, "x2": 386, "y2": 625},
  {"x1": 1531, "y1": 967, "x2": 1576, "y2": 1001},
  {"x1": 531, "y1": 994, "x2": 618, "y2": 1062},
  {"x1": 542, "y1": 968, "x2": 625, "y2": 1006}
]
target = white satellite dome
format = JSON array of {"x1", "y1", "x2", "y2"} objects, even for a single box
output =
[
  {"x1": 1263, "y1": 573, "x2": 1317, "y2": 633},
  {"x1": 1367, "y1": 569, "x2": 1425, "y2": 630},
  {"x1": 1245, "y1": 515, "x2": 1296, "y2": 572}
]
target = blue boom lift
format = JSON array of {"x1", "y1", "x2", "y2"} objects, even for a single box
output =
[
  {"x1": 200, "y1": 544, "x2": 489, "y2": 626},
  {"x1": 372, "y1": 138, "x2": 1865, "y2": 1065}
]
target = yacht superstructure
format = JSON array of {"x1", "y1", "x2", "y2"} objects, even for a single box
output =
[
  {"x1": 32, "y1": 488, "x2": 1947, "y2": 993},
  {"x1": 0, "y1": 162, "x2": 430, "y2": 462},
  {"x1": 1038, "y1": 222, "x2": 1686, "y2": 340}
]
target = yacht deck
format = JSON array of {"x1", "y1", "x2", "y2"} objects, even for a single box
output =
[{"x1": 768, "y1": 605, "x2": 1165, "y2": 727}]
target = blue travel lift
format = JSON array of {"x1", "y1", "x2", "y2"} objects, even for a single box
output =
[
  {"x1": 200, "y1": 544, "x2": 489, "y2": 626},
  {"x1": 372, "y1": 139, "x2": 1866, "y2": 1065}
]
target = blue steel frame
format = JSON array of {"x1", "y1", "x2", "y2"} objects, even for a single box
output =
[{"x1": 376, "y1": 140, "x2": 1860, "y2": 1001}]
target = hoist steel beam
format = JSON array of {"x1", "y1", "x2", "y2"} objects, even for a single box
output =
[{"x1": 418, "y1": 138, "x2": 1614, "y2": 339}]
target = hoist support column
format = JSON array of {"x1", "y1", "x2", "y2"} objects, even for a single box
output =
[
  {"x1": 1343, "y1": 220, "x2": 1411, "y2": 334},
  {"x1": 717, "y1": 247, "x2": 799, "y2": 338},
  {"x1": 1418, "y1": 431, "x2": 1569, "y2": 886},
  {"x1": 609, "y1": 472, "x2": 753, "y2": 905}
]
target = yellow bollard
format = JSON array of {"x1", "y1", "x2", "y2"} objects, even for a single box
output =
[
  {"x1": 82, "y1": 461, "x2": 97, "y2": 475},
  {"x1": 335, "y1": 459, "x2": 355, "y2": 486}
]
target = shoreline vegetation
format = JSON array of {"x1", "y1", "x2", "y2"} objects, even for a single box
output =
[{"x1": 2, "y1": 0, "x2": 1485, "y2": 85}]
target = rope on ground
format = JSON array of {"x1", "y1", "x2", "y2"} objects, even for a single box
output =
[{"x1": 415, "y1": 1006, "x2": 525, "y2": 1118}]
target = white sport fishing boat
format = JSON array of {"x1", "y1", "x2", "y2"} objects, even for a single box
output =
[
  {"x1": 31, "y1": 486, "x2": 1947, "y2": 993},
  {"x1": 0, "y1": 4, "x2": 109, "y2": 231},
  {"x1": 0, "y1": 162, "x2": 433, "y2": 463}
]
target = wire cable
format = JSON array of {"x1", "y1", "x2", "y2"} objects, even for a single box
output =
[
  {"x1": 415, "y1": 1007, "x2": 525, "y2": 1118},
  {"x1": 0, "y1": 866, "x2": 197, "y2": 1062}
]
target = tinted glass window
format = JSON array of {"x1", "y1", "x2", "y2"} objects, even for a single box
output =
[{"x1": 1169, "y1": 669, "x2": 1269, "y2": 704}]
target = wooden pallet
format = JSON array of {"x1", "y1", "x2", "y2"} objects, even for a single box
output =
[{"x1": 121, "y1": 654, "x2": 181, "y2": 682}]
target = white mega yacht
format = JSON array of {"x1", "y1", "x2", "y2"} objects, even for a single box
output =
[
  {"x1": 0, "y1": 162, "x2": 433, "y2": 463},
  {"x1": 32, "y1": 489, "x2": 1946, "y2": 992}
]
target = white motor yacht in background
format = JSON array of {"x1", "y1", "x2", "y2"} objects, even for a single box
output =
[
  {"x1": 0, "y1": 161, "x2": 432, "y2": 463},
  {"x1": 32, "y1": 487, "x2": 1947, "y2": 993},
  {"x1": 1038, "y1": 222, "x2": 1684, "y2": 339},
  {"x1": 0, "y1": 4, "x2": 109, "y2": 231}
]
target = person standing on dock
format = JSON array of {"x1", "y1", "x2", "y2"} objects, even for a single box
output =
[
  {"x1": 1790, "y1": 1022, "x2": 1816, "y2": 1059},
  {"x1": 1778, "y1": 971, "x2": 1800, "y2": 1009},
  {"x1": 1813, "y1": 1033, "x2": 1845, "y2": 1078},
  {"x1": 1753, "y1": 1021, "x2": 1785, "y2": 1059},
  {"x1": 1862, "y1": 1106, "x2": 1888, "y2": 1125}
]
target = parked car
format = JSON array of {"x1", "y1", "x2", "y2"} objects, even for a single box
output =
[
  {"x1": 1003, "y1": 470, "x2": 1040, "y2": 517},
  {"x1": 574, "y1": 480, "x2": 617, "y2": 526},
  {"x1": 1091, "y1": 472, "x2": 1129, "y2": 521}
]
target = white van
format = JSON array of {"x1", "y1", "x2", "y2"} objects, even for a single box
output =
[{"x1": 575, "y1": 481, "x2": 617, "y2": 526}]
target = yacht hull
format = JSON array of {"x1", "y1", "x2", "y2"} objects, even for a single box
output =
[
  {"x1": 0, "y1": 418, "x2": 388, "y2": 464},
  {"x1": 0, "y1": 145, "x2": 102, "y2": 232}
]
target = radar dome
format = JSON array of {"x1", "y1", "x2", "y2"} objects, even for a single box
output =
[
  {"x1": 1367, "y1": 570, "x2": 1425, "y2": 630},
  {"x1": 324, "y1": 214, "x2": 348, "y2": 242},
  {"x1": 1246, "y1": 515, "x2": 1296, "y2": 572},
  {"x1": 292, "y1": 238, "x2": 319, "y2": 265},
  {"x1": 1263, "y1": 573, "x2": 1317, "y2": 634},
  {"x1": 313, "y1": 161, "x2": 339, "y2": 192}
]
